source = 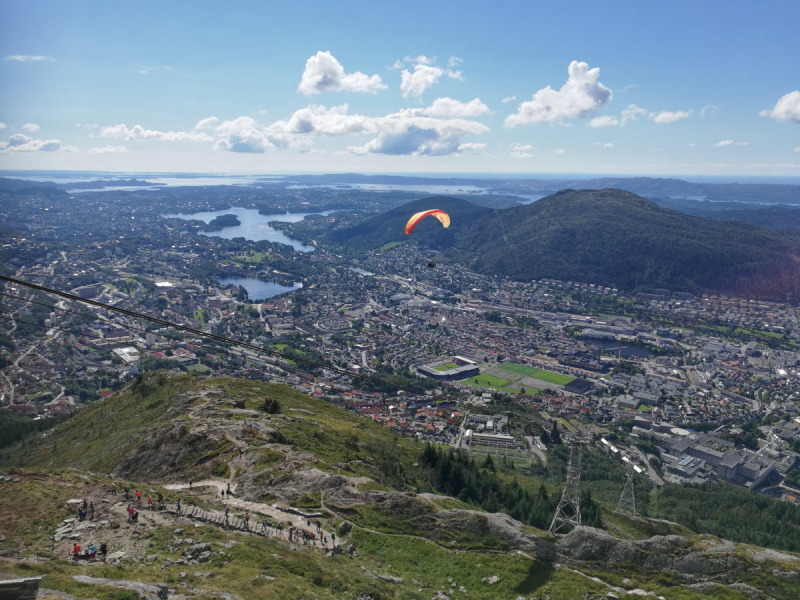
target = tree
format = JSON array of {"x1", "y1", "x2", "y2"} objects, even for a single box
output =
[
  {"x1": 262, "y1": 397, "x2": 281, "y2": 414},
  {"x1": 551, "y1": 420, "x2": 561, "y2": 444},
  {"x1": 344, "y1": 435, "x2": 359, "y2": 461},
  {"x1": 483, "y1": 453, "x2": 495, "y2": 471}
]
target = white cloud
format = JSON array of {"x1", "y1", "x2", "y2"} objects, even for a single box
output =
[
  {"x1": 4, "y1": 55, "x2": 53, "y2": 62},
  {"x1": 346, "y1": 110, "x2": 489, "y2": 156},
  {"x1": 554, "y1": 149, "x2": 567, "y2": 154},
  {"x1": 457, "y1": 142, "x2": 486, "y2": 151},
  {"x1": 736, "y1": 141, "x2": 749, "y2": 146},
  {"x1": 400, "y1": 64, "x2": 447, "y2": 99},
  {"x1": 504, "y1": 61, "x2": 611, "y2": 127},
  {"x1": 650, "y1": 109, "x2": 691, "y2": 124},
  {"x1": 501, "y1": 96, "x2": 516, "y2": 103},
  {"x1": 510, "y1": 152, "x2": 535, "y2": 158},
  {"x1": 22, "y1": 123, "x2": 40, "y2": 132},
  {"x1": 0, "y1": 123, "x2": 6, "y2": 129},
  {"x1": 687, "y1": 143, "x2": 696, "y2": 147},
  {"x1": 511, "y1": 143, "x2": 534, "y2": 151},
  {"x1": 297, "y1": 51, "x2": 387, "y2": 96},
  {"x1": 89, "y1": 145, "x2": 128, "y2": 154},
  {"x1": 795, "y1": 147, "x2": 800, "y2": 153},
  {"x1": 621, "y1": 104, "x2": 649, "y2": 124},
  {"x1": 594, "y1": 142, "x2": 613, "y2": 148},
  {"x1": 714, "y1": 140, "x2": 734, "y2": 147},
  {"x1": 700, "y1": 104, "x2": 721, "y2": 117},
  {"x1": 193, "y1": 117, "x2": 219, "y2": 130},
  {"x1": 117, "y1": 98, "x2": 490, "y2": 158},
  {"x1": 215, "y1": 116, "x2": 275, "y2": 153},
  {"x1": 420, "y1": 97, "x2": 489, "y2": 117},
  {"x1": 62, "y1": 146, "x2": 79, "y2": 153},
  {"x1": 759, "y1": 91, "x2": 800, "y2": 123},
  {"x1": 588, "y1": 115, "x2": 619, "y2": 128},
  {"x1": 0, "y1": 134, "x2": 62, "y2": 153},
  {"x1": 99, "y1": 124, "x2": 214, "y2": 142},
  {"x1": 447, "y1": 56, "x2": 463, "y2": 68}
]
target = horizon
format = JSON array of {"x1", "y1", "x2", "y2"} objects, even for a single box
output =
[{"x1": 3, "y1": 169, "x2": 800, "y2": 187}]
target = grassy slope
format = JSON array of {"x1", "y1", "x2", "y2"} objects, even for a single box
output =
[{"x1": 3, "y1": 373, "x2": 800, "y2": 599}]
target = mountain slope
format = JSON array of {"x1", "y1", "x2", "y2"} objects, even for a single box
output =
[
  {"x1": 327, "y1": 189, "x2": 800, "y2": 296},
  {"x1": 322, "y1": 195, "x2": 497, "y2": 253},
  {"x1": 2, "y1": 372, "x2": 800, "y2": 599},
  {"x1": 460, "y1": 189, "x2": 800, "y2": 294}
]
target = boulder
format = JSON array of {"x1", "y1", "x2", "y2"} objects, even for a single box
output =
[{"x1": 337, "y1": 521, "x2": 353, "y2": 536}]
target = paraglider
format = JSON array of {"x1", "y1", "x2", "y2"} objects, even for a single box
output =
[
  {"x1": 404, "y1": 209, "x2": 450, "y2": 235},
  {"x1": 427, "y1": 260, "x2": 436, "y2": 268}
]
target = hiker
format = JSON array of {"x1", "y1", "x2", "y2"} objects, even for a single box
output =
[
  {"x1": 147, "y1": 495, "x2": 153, "y2": 509},
  {"x1": 176, "y1": 499, "x2": 181, "y2": 514},
  {"x1": 224, "y1": 505, "x2": 229, "y2": 524},
  {"x1": 189, "y1": 478, "x2": 193, "y2": 491},
  {"x1": 226, "y1": 482, "x2": 231, "y2": 496},
  {"x1": 72, "y1": 544, "x2": 81, "y2": 561},
  {"x1": 242, "y1": 512, "x2": 249, "y2": 529},
  {"x1": 260, "y1": 520, "x2": 268, "y2": 535},
  {"x1": 135, "y1": 490, "x2": 142, "y2": 505},
  {"x1": 157, "y1": 492, "x2": 163, "y2": 507},
  {"x1": 77, "y1": 508, "x2": 84, "y2": 522},
  {"x1": 99, "y1": 542, "x2": 107, "y2": 561},
  {"x1": 111, "y1": 483, "x2": 116, "y2": 495},
  {"x1": 124, "y1": 486, "x2": 129, "y2": 501},
  {"x1": 88, "y1": 545, "x2": 97, "y2": 561},
  {"x1": 331, "y1": 533, "x2": 336, "y2": 546},
  {"x1": 133, "y1": 510, "x2": 139, "y2": 523},
  {"x1": 128, "y1": 505, "x2": 136, "y2": 522}
]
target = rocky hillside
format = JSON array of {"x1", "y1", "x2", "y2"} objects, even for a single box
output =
[{"x1": 1, "y1": 372, "x2": 799, "y2": 599}]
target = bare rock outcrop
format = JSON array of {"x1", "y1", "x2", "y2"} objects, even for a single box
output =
[{"x1": 557, "y1": 526, "x2": 750, "y2": 577}]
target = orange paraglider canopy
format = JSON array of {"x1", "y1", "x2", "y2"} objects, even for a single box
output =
[{"x1": 405, "y1": 209, "x2": 451, "y2": 235}]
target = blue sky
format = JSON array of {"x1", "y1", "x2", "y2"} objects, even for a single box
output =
[{"x1": 1, "y1": 0, "x2": 798, "y2": 175}]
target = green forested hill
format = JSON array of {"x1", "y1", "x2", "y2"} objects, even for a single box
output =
[
  {"x1": 325, "y1": 189, "x2": 800, "y2": 297},
  {"x1": 321, "y1": 195, "x2": 498, "y2": 252}
]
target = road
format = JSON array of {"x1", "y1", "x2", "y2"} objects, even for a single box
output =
[
  {"x1": 524, "y1": 436, "x2": 548, "y2": 466},
  {"x1": 631, "y1": 445, "x2": 664, "y2": 486}
]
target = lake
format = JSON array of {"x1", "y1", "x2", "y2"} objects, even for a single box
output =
[
  {"x1": 217, "y1": 277, "x2": 302, "y2": 301},
  {"x1": 585, "y1": 339, "x2": 654, "y2": 358},
  {"x1": 162, "y1": 207, "x2": 334, "y2": 251}
]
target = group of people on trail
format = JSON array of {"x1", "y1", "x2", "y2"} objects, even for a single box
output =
[
  {"x1": 127, "y1": 505, "x2": 139, "y2": 523},
  {"x1": 76, "y1": 498, "x2": 94, "y2": 522},
  {"x1": 286, "y1": 522, "x2": 334, "y2": 548},
  {"x1": 72, "y1": 541, "x2": 107, "y2": 562}
]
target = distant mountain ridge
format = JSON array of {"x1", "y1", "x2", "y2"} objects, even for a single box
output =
[
  {"x1": 323, "y1": 189, "x2": 800, "y2": 298},
  {"x1": 285, "y1": 173, "x2": 800, "y2": 205}
]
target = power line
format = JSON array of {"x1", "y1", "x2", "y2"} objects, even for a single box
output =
[{"x1": 0, "y1": 275, "x2": 404, "y2": 388}]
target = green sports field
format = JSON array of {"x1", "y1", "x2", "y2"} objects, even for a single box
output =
[
  {"x1": 463, "y1": 373, "x2": 520, "y2": 395},
  {"x1": 498, "y1": 363, "x2": 574, "y2": 386},
  {"x1": 434, "y1": 363, "x2": 459, "y2": 371}
]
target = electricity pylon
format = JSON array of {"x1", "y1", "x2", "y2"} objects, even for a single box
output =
[
  {"x1": 615, "y1": 461, "x2": 636, "y2": 516},
  {"x1": 548, "y1": 435, "x2": 590, "y2": 535}
]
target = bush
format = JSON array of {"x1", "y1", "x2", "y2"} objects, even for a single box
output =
[{"x1": 262, "y1": 397, "x2": 281, "y2": 414}]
